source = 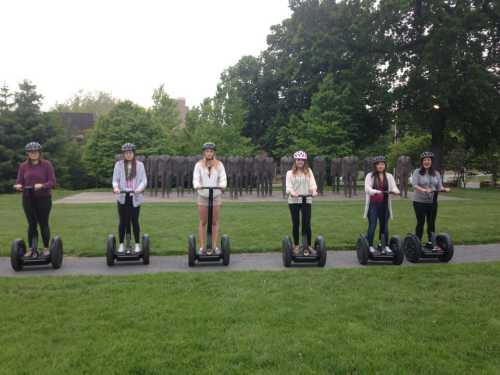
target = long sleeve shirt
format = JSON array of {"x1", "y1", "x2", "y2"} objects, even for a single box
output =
[
  {"x1": 411, "y1": 169, "x2": 444, "y2": 204},
  {"x1": 285, "y1": 169, "x2": 318, "y2": 204},
  {"x1": 16, "y1": 160, "x2": 56, "y2": 197},
  {"x1": 193, "y1": 160, "x2": 227, "y2": 199}
]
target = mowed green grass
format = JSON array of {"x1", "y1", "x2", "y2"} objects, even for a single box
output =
[
  {"x1": 0, "y1": 263, "x2": 499, "y2": 374},
  {"x1": 0, "y1": 189, "x2": 499, "y2": 256}
]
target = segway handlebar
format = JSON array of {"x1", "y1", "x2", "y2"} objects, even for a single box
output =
[
  {"x1": 116, "y1": 190, "x2": 135, "y2": 195},
  {"x1": 13, "y1": 185, "x2": 34, "y2": 192},
  {"x1": 198, "y1": 187, "x2": 224, "y2": 190}
]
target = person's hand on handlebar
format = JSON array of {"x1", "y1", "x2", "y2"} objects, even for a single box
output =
[
  {"x1": 291, "y1": 190, "x2": 299, "y2": 198},
  {"x1": 113, "y1": 187, "x2": 120, "y2": 194},
  {"x1": 309, "y1": 188, "x2": 318, "y2": 197},
  {"x1": 442, "y1": 187, "x2": 451, "y2": 193},
  {"x1": 14, "y1": 184, "x2": 23, "y2": 191},
  {"x1": 34, "y1": 183, "x2": 44, "y2": 191},
  {"x1": 134, "y1": 188, "x2": 143, "y2": 195}
]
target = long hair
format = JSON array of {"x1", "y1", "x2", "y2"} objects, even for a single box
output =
[
  {"x1": 292, "y1": 159, "x2": 310, "y2": 175},
  {"x1": 419, "y1": 159, "x2": 436, "y2": 176},
  {"x1": 124, "y1": 156, "x2": 137, "y2": 180},
  {"x1": 200, "y1": 153, "x2": 221, "y2": 170},
  {"x1": 371, "y1": 164, "x2": 387, "y2": 190}
]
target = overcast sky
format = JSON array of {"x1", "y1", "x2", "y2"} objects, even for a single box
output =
[{"x1": 0, "y1": 0, "x2": 291, "y2": 110}]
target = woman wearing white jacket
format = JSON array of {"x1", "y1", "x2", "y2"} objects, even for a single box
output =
[
  {"x1": 192, "y1": 142, "x2": 227, "y2": 255},
  {"x1": 363, "y1": 156, "x2": 400, "y2": 255}
]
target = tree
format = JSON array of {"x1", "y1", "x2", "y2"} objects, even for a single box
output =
[{"x1": 53, "y1": 90, "x2": 119, "y2": 117}]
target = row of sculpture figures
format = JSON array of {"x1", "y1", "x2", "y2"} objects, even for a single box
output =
[{"x1": 133, "y1": 155, "x2": 413, "y2": 199}]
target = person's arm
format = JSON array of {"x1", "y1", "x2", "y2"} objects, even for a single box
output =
[
  {"x1": 389, "y1": 174, "x2": 400, "y2": 195},
  {"x1": 365, "y1": 174, "x2": 381, "y2": 196},
  {"x1": 43, "y1": 161, "x2": 56, "y2": 189},
  {"x1": 192, "y1": 163, "x2": 201, "y2": 190},
  {"x1": 112, "y1": 162, "x2": 120, "y2": 193},
  {"x1": 309, "y1": 169, "x2": 318, "y2": 196},
  {"x1": 14, "y1": 164, "x2": 25, "y2": 190},
  {"x1": 135, "y1": 162, "x2": 147, "y2": 193},
  {"x1": 218, "y1": 163, "x2": 227, "y2": 189},
  {"x1": 285, "y1": 171, "x2": 296, "y2": 196}
]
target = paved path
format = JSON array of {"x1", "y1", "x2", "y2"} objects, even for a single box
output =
[
  {"x1": 55, "y1": 192, "x2": 466, "y2": 204},
  {"x1": 1, "y1": 244, "x2": 498, "y2": 277}
]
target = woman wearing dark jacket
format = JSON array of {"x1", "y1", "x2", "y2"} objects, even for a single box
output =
[{"x1": 14, "y1": 142, "x2": 56, "y2": 257}]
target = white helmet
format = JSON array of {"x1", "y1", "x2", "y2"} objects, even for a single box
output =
[{"x1": 293, "y1": 150, "x2": 308, "y2": 160}]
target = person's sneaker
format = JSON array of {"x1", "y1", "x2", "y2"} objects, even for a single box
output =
[
  {"x1": 43, "y1": 249, "x2": 50, "y2": 257},
  {"x1": 384, "y1": 246, "x2": 393, "y2": 255},
  {"x1": 293, "y1": 246, "x2": 301, "y2": 256},
  {"x1": 118, "y1": 243, "x2": 125, "y2": 254},
  {"x1": 307, "y1": 246, "x2": 317, "y2": 256},
  {"x1": 24, "y1": 249, "x2": 34, "y2": 258},
  {"x1": 214, "y1": 247, "x2": 221, "y2": 255},
  {"x1": 199, "y1": 248, "x2": 206, "y2": 256},
  {"x1": 369, "y1": 246, "x2": 378, "y2": 255},
  {"x1": 425, "y1": 241, "x2": 434, "y2": 250},
  {"x1": 134, "y1": 243, "x2": 141, "y2": 254}
]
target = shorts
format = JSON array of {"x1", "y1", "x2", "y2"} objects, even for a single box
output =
[{"x1": 197, "y1": 195, "x2": 222, "y2": 207}]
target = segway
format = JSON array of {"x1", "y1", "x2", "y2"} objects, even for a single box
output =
[
  {"x1": 356, "y1": 190, "x2": 403, "y2": 265},
  {"x1": 403, "y1": 190, "x2": 454, "y2": 263},
  {"x1": 188, "y1": 187, "x2": 230, "y2": 266},
  {"x1": 282, "y1": 195, "x2": 327, "y2": 267},
  {"x1": 11, "y1": 186, "x2": 63, "y2": 271},
  {"x1": 106, "y1": 191, "x2": 150, "y2": 266}
]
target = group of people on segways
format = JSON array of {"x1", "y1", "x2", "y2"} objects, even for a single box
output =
[
  {"x1": 9, "y1": 139, "x2": 453, "y2": 272},
  {"x1": 357, "y1": 152, "x2": 453, "y2": 265}
]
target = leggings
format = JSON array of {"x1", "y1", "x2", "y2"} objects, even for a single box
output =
[
  {"x1": 367, "y1": 201, "x2": 389, "y2": 247},
  {"x1": 118, "y1": 194, "x2": 141, "y2": 243},
  {"x1": 413, "y1": 201, "x2": 437, "y2": 242},
  {"x1": 22, "y1": 195, "x2": 52, "y2": 249},
  {"x1": 288, "y1": 203, "x2": 312, "y2": 246}
]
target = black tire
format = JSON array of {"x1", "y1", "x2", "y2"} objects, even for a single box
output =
[
  {"x1": 390, "y1": 235, "x2": 404, "y2": 265},
  {"x1": 188, "y1": 234, "x2": 196, "y2": 267},
  {"x1": 437, "y1": 233, "x2": 454, "y2": 263},
  {"x1": 50, "y1": 236, "x2": 64, "y2": 269},
  {"x1": 142, "y1": 234, "x2": 150, "y2": 265},
  {"x1": 10, "y1": 239, "x2": 25, "y2": 272},
  {"x1": 282, "y1": 236, "x2": 292, "y2": 267},
  {"x1": 403, "y1": 234, "x2": 422, "y2": 263},
  {"x1": 106, "y1": 234, "x2": 116, "y2": 267},
  {"x1": 356, "y1": 235, "x2": 369, "y2": 265},
  {"x1": 221, "y1": 235, "x2": 230, "y2": 266},
  {"x1": 315, "y1": 235, "x2": 327, "y2": 267}
]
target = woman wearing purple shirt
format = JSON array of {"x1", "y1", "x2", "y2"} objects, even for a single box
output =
[{"x1": 14, "y1": 142, "x2": 56, "y2": 257}]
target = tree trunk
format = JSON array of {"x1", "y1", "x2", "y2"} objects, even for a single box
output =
[{"x1": 431, "y1": 111, "x2": 446, "y2": 173}]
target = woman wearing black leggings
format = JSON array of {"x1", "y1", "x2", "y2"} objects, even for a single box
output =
[
  {"x1": 14, "y1": 142, "x2": 57, "y2": 257},
  {"x1": 112, "y1": 143, "x2": 147, "y2": 253},
  {"x1": 285, "y1": 150, "x2": 318, "y2": 255},
  {"x1": 411, "y1": 152, "x2": 450, "y2": 248}
]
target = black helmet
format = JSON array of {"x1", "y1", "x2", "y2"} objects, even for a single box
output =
[
  {"x1": 372, "y1": 155, "x2": 386, "y2": 164},
  {"x1": 121, "y1": 143, "x2": 136, "y2": 152},
  {"x1": 202, "y1": 142, "x2": 216, "y2": 151},
  {"x1": 420, "y1": 151, "x2": 434, "y2": 160},
  {"x1": 25, "y1": 142, "x2": 42, "y2": 152}
]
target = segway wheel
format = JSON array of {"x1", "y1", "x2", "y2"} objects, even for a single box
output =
[
  {"x1": 106, "y1": 234, "x2": 116, "y2": 267},
  {"x1": 10, "y1": 239, "x2": 25, "y2": 272},
  {"x1": 403, "y1": 234, "x2": 422, "y2": 263},
  {"x1": 282, "y1": 236, "x2": 293, "y2": 267},
  {"x1": 356, "y1": 235, "x2": 369, "y2": 265},
  {"x1": 221, "y1": 235, "x2": 230, "y2": 266},
  {"x1": 50, "y1": 236, "x2": 64, "y2": 269},
  {"x1": 188, "y1": 234, "x2": 196, "y2": 267},
  {"x1": 390, "y1": 235, "x2": 404, "y2": 265},
  {"x1": 315, "y1": 235, "x2": 327, "y2": 267},
  {"x1": 437, "y1": 233, "x2": 454, "y2": 263},
  {"x1": 142, "y1": 234, "x2": 150, "y2": 265}
]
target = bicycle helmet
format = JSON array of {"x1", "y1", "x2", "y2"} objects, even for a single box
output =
[
  {"x1": 293, "y1": 150, "x2": 308, "y2": 160},
  {"x1": 25, "y1": 142, "x2": 42, "y2": 152},
  {"x1": 121, "y1": 143, "x2": 136, "y2": 152},
  {"x1": 372, "y1": 155, "x2": 386, "y2": 164},
  {"x1": 202, "y1": 142, "x2": 216, "y2": 151},
  {"x1": 420, "y1": 151, "x2": 434, "y2": 160}
]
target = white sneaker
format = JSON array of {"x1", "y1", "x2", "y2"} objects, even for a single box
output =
[
  {"x1": 214, "y1": 247, "x2": 221, "y2": 255},
  {"x1": 118, "y1": 243, "x2": 125, "y2": 253},
  {"x1": 384, "y1": 246, "x2": 393, "y2": 255},
  {"x1": 369, "y1": 246, "x2": 378, "y2": 255},
  {"x1": 134, "y1": 243, "x2": 141, "y2": 253}
]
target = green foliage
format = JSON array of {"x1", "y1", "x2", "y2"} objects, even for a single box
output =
[
  {"x1": 387, "y1": 134, "x2": 432, "y2": 170},
  {"x1": 53, "y1": 90, "x2": 119, "y2": 117},
  {"x1": 83, "y1": 101, "x2": 166, "y2": 186}
]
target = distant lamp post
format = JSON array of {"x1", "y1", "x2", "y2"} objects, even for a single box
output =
[{"x1": 433, "y1": 104, "x2": 440, "y2": 110}]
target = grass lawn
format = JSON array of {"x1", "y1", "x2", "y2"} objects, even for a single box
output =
[
  {"x1": 0, "y1": 189, "x2": 499, "y2": 256},
  {"x1": 0, "y1": 263, "x2": 499, "y2": 374}
]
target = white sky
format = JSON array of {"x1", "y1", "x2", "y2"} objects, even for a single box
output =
[{"x1": 0, "y1": 0, "x2": 291, "y2": 110}]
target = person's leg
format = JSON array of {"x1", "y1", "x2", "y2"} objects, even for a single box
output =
[
  {"x1": 212, "y1": 203, "x2": 220, "y2": 249},
  {"x1": 198, "y1": 205, "x2": 208, "y2": 251},
  {"x1": 377, "y1": 203, "x2": 388, "y2": 245},
  {"x1": 117, "y1": 202, "x2": 127, "y2": 243},
  {"x1": 428, "y1": 202, "x2": 438, "y2": 241},
  {"x1": 301, "y1": 203, "x2": 312, "y2": 247},
  {"x1": 367, "y1": 203, "x2": 378, "y2": 247},
  {"x1": 131, "y1": 205, "x2": 141, "y2": 244},
  {"x1": 35, "y1": 196, "x2": 52, "y2": 253},
  {"x1": 288, "y1": 204, "x2": 300, "y2": 246},
  {"x1": 413, "y1": 202, "x2": 426, "y2": 240},
  {"x1": 22, "y1": 195, "x2": 38, "y2": 253}
]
